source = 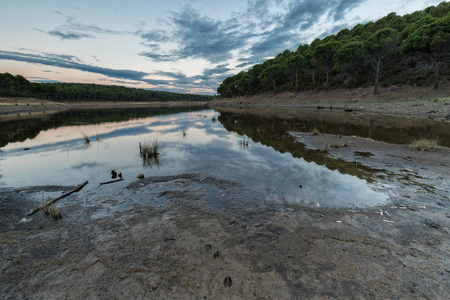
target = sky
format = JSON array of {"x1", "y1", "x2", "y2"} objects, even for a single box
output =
[{"x1": 0, "y1": 0, "x2": 442, "y2": 95}]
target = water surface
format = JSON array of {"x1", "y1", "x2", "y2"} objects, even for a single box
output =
[{"x1": 0, "y1": 107, "x2": 398, "y2": 208}]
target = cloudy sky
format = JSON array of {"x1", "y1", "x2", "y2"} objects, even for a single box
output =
[{"x1": 0, "y1": 0, "x2": 442, "y2": 94}]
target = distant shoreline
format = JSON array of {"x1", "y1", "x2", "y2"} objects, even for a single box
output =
[
  {"x1": 0, "y1": 97, "x2": 208, "y2": 120},
  {"x1": 209, "y1": 85, "x2": 450, "y2": 120}
]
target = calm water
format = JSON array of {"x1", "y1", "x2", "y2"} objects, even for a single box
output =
[{"x1": 0, "y1": 106, "x2": 417, "y2": 208}]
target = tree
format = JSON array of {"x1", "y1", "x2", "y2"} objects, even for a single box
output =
[
  {"x1": 314, "y1": 41, "x2": 342, "y2": 90},
  {"x1": 364, "y1": 28, "x2": 399, "y2": 94},
  {"x1": 260, "y1": 64, "x2": 282, "y2": 94},
  {"x1": 334, "y1": 41, "x2": 364, "y2": 87},
  {"x1": 284, "y1": 54, "x2": 304, "y2": 92},
  {"x1": 402, "y1": 15, "x2": 450, "y2": 89}
]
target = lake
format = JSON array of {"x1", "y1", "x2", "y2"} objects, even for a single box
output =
[{"x1": 1, "y1": 106, "x2": 448, "y2": 208}]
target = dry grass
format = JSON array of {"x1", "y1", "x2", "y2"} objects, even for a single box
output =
[
  {"x1": 41, "y1": 197, "x2": 62, "y2": 219},
  {"x1": 311, "y1": 128, "x2": 321, "y2": 135},
  {"x1": 239, "y1": 137, "x2": 249, "y2": 148},
  {"x1": 410, "y1": 138, "x2": 440, "y2": 152}
]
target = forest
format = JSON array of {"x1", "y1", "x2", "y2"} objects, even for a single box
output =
[
  {"x1": 0, "y1": 73, "x2": 213, "y2": 102},
  {"x1": 217, "y1": 2, "x2": 450, "y2": 97}
]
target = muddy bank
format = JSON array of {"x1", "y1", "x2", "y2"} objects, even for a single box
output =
[
  {"x1": 1, "y1": 165, "x2": 449, "y2": 298},
  {"x1": 209, "y1": 86, "x2": 450, "y2": 121}
]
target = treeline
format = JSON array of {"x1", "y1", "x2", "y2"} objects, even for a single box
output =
[
  {"x1": 0, "y1": 73, "x2": 213, "y2": 102},
  {"x1": 218, "y1": 2, "x2": 450, "y2": 97}
]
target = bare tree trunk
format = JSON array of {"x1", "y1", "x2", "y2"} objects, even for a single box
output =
[
  {"x1": 295, "y1": 68, "x2": 298, "y2": 92},
  {"x1": 433, "y1": 61, "x2": 440, "y2": 90},
  {"x1": 312, "y1": 69, "x2": 316, "y2": 90},
  {"x1": 326, "y1": 66, "x2": 330, "y2": 91},
  {"x1": 373, "y1": 55, "x2": 382, "y2": 94}
]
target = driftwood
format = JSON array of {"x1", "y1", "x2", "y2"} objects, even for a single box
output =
[
  {"x1": 28, "y1": 180, "x2": 89, "y2": 216},
  {"x1": 99, "y1": 178, "x2": 124, "y2": 185}
]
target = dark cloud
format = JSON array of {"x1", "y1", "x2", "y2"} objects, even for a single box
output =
[
  {"x1": 0, "y1": 50, "x2": 151, "y2": 83},
  {"x1": 37, "y1": 11, "x2": 128, "y2": 40},
  {"x1": 139, "y1": 51, "x2": 173, "y2": 62},
  {"x1": 139, "y1": 6, "x2": 245, "y2": 63},
  {"x1": 171, "y1": 8, "x2": 245, "y2": 62},
  {"x1": 47, "y1": 30, "x2": 94, "y2": 40},
  {"x1": 140, "y1": 30, "x2": 170, "y2": 43}
]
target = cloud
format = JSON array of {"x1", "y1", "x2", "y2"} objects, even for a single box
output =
[
  {"x1": 36, "y1": 11, "x2": 128, "y2": 40},
  {"x1": 140, "y1": 30, "x2": 170, "y2": 43},
  {"x1": 244, "y1": 0, "x2": 366, "y2": 57},
  {"x1": 0, "y1": 50, "x2": 216, "y2": 94},
  {"x1": 0, "y1": 50, "x2": 149, "y2": 82},
  {"x1": 47, "y1": 30, "x2": 94, "y2": 40},
  {"x1": 139, "y1": 6, "x2": 246, "y2": 63}
]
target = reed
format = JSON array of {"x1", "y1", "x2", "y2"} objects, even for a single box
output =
[{"x1": 139, "y1": 140, "x2": 160, "y2": 167}]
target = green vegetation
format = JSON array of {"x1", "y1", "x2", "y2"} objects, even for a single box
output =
[
  {"x1": 410, "y1": 137, "x2": 440, "y2": 151},
  {"x1": 0, "y1": 73, "x2": 213, "y2": 102},
  {"x1": 218, "y1": 2, "x2": 450, "y2": 97}
]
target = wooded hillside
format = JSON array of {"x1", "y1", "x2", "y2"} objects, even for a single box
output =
[
  {"x1": 217, "y1": 2, "x2": 450, "y2": 97},
  {"x1": 0, "y1": 73, "x2": 213, "y2": 102}
]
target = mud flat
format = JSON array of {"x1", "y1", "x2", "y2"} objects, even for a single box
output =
[{"x1": 1, "y1": 144, "x2": 449, "y2": 300}]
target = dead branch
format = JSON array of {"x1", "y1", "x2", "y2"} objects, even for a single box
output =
[
  {"x1": 99, "y1": 178, "x2": 124, "y2": 185},
  {"x1": 28, "y1": 180, "x2": 89, "y2": 216}
]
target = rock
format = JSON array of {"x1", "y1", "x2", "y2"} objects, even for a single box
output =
[{"x1": 137, "y1": 174, "x2": 144, "y2": 179}]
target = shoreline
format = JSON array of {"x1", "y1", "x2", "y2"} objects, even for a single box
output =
[
  {"x1": 0, "y1": 97, "x2": 208, "y2": 121},
  {"x1": 209, "y1": 86, "x2": 450, "y2": 120}
]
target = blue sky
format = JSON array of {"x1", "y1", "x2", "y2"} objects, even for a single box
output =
[{"x1": 0, "y1": 0, "x2": 442, "y2": 94}]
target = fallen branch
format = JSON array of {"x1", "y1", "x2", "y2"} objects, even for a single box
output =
[
  {"x1": 99, "y1": 178, "x2": 124, "y2": 185},
  {"x1": 28, "y1": 180, "x2": 89, "y2": 216}
]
